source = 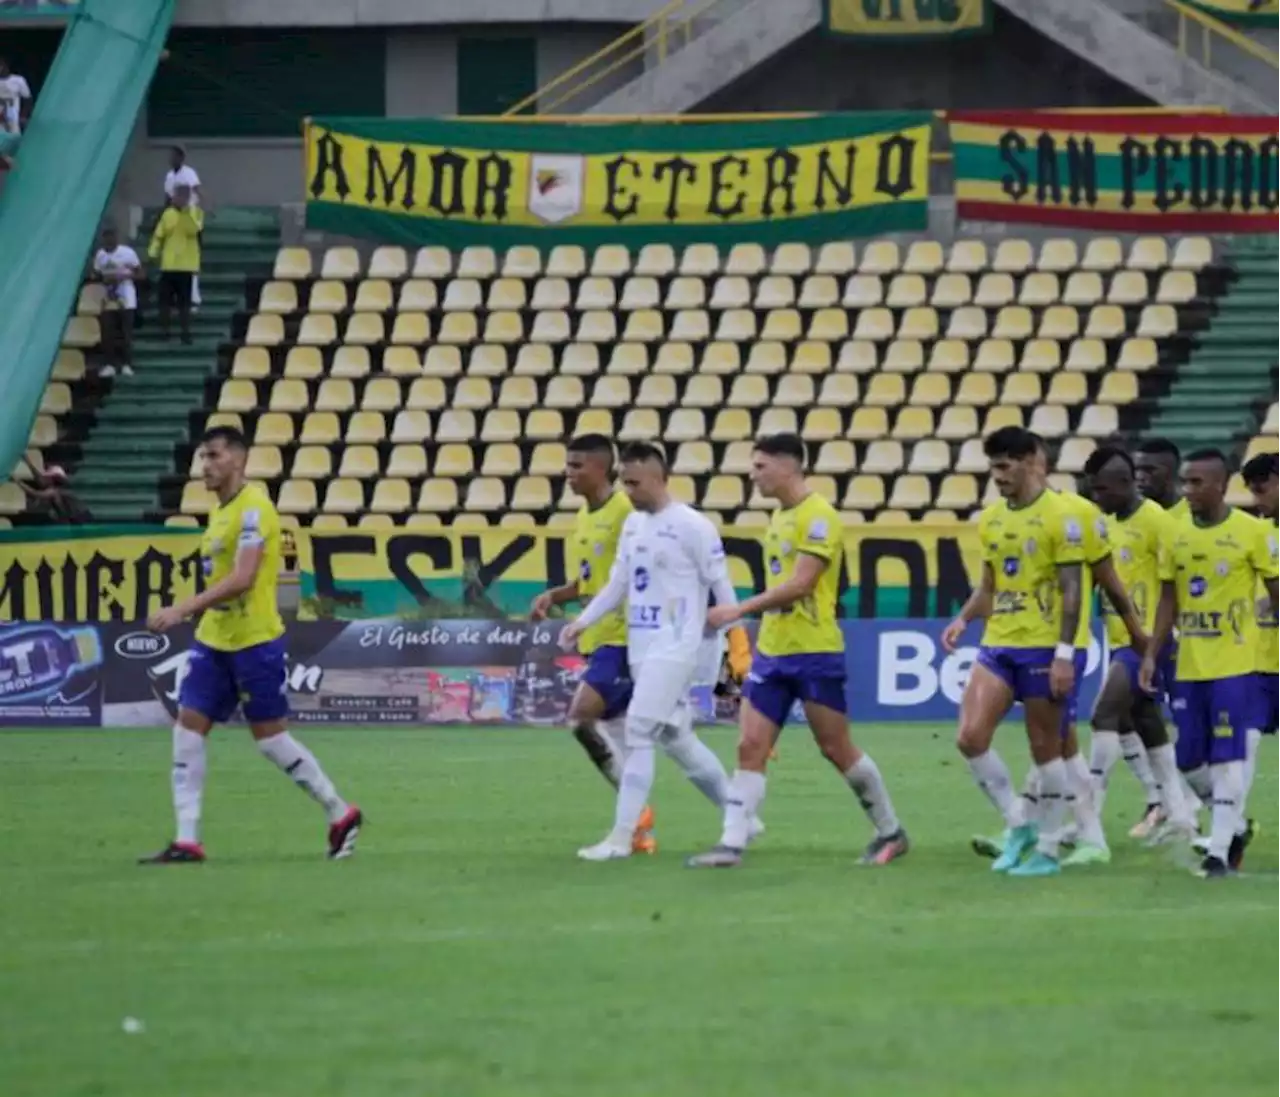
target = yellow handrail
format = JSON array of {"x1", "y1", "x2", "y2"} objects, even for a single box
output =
[{"x1": 1166, "y1": 0, "x2": 1279, "y2": 69}]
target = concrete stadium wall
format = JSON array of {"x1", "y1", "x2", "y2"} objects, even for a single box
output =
[{"x1": 172, "y1": 0, "x2": 667, "y2": 26}]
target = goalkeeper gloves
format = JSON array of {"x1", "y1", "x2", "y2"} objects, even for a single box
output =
[{"x1": 726, "y1": 625, "x2": 752, "y2": 683}]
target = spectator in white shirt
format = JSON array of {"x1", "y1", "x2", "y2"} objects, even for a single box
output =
[
  {"x1": 0, "y1": 57, "x2": 32, "y2": 135},
  {"x1": 163, "y1": 145, "x2": 203, "y2": 307},
  {"x1": 93, "y1": 226, "x2": 142, "y2": 378}
]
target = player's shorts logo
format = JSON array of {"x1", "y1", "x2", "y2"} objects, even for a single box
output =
[
  {"x1": 1003, "y1": 556, "x2": 1020, "y2": 577},
  {"x1": 1189, "y1": 575, "x2": 1207, "y2": 598},
  {"x1": 633, "y1": 566, "x2": 650, "y2": 592}
]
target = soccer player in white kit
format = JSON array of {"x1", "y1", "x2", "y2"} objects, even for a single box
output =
[{"x1": 560, "y1": 442, "x2": 744, "y2": 862}]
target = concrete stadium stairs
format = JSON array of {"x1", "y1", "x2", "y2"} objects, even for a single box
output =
[
  {"x1": 1145, "y1": 235, "x2": 1279, "y2": 455},
  {"x1": 72, "y1": 207, "x2": 279, "y2": 521}
]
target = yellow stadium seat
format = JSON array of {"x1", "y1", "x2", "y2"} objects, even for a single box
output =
[
  {"x1": 435, "y1": 410, "x2": 475, "y2": 443},
  {"x1": 755, "y1": 276, "x2": 795, "y2": 310},
  {"x1": 775, "y1": 375, "x2": 815, "y2": 407},
  {"x1": 443, "y1": 279, "x2": 482, "y2": 313},
  {"x1": 788, "y1": 342, "x2": 830, "y2": 375},
  {"x1": 1037, "y1": 238, "x2": 1079, "y2": 273},
  {"x1": 401, "y1": 377, "x2": 444, "y2": 412},
  {"x1": 560, "y1": 344, "x2": 600, "y2": 377},
  {"x1": 51, "y1": 349, "x2": 86, "y2": 382},
  {"x1": 487, "y1": 278, "x2": 527, "y2": 311},
  {"x1": 992, "y1": 239, "x2": 1033, "y2": 274},
  {"x1": 309, "y1": 280, "x2": 348, "y2": 314},
  {"x1": 899, "y1": 307, "x2": 939, "y2": 341},
  {"x1": 1016, "y1": 338, "x2": 1059, "y2": 374},
  {"x1": 853, "y1": 308, "x2": 895, "y2": 342},
  {"x1": 844, "y1": 474, "x2": 886, "y2": 510},
  {"x1": 795, "y1": 275, "x2": 837, "y2": 310},
  {"x1": 973, "y1": 338, "x2": 1015, "y2": 373},
  {"x1": 1157, "y1": 271, "x2": 1197, "y2": 304},
  {"x1": 863, "y1": 373, "x2": 904, "y2": 407},
  {"x1": 834, "y1": 340, "x2": 877, "y2": 374},
  {"x1": 684, "y1": 375, "x2": 724, "y2": 407},
  {"x1": 574, "y1": 409, "x2": 614, "y2": 436},
  {"x1": 1082, "y1": 237, "x2": 1123, "y2": 272},
  {"x1": 297, "y1": 313, "x2": 338, "y2": 346},
  {"x1": 342, "y1": 313, "x2": 382, "y2": 346},
  {"x1": 673, "y1": 441, "x2": 714, "y2": 475},
  {"x1": 300, "y1": 412, "x2": 341, "y2": 444},
  {"x1": 1107, "y1": 270, "x2": 1149, "y2": 306},
  {"x1": 637, "y1": 374, "x2": 678, "y2": 407},
  {"x1": 1064, "y1": 339, "x2": 1105, "y2": 373},
  {"x1": 770, "y1": 242, "x2": 811, "y2": 275},
  {"x1": 903, "y1": 240, "x2": 944, "y2": 275},
  {"x1": 936, "y1": 474, "x2": 979, "y2": 510},
  {"x1": 38, "y1": 382, "x2": 69, "y2": 416},
  {"x1": 843, "y1": 274, "x2": 883, "y2": 308},
  {"x1": 1245, "y1": 435, "x2": 1280, "y2": 460},
  {"x1": 482, "y1": 311, "x2": 524, "y2": 345},
  {"x1": 654, "y1": 342, "x2": 695, "y2": 375},
  {"x1": 635, "y1": 243, "x2": 676, "y2": 278},
  {"x1": 947, "y1": 306, "x2": 988, "y2": 341},
  {"x1": 274, "y1": 246, "x2": 312, "y2": 280},
  {"x1": 760, "y1": 309, "x2": 802, "y2": 342},
  {"x1": 1116, "y1": 337, "x2": 1158, "y2": 372},
  {"x1": 927, "y1": 339, "x2": 969, "y2": 373},
  {"x1": 727, "y1": 375, "x2": 768, "y2": 408},
  {"x1": 1227, "y1": 474, "x2": 1253, "y2": 508},
  {"x1": 321, "y1": 246, "x2": 360, "y2": 279},
  {"x1": 1056, "y1": 437, "x2": 1096, "y2": 473},
  {"x1": 591, "y1": 244, "x2": 631, "y2": 278},
  {"x1": 893, "y1": 406, "x2": 935, "y2": 440},
  {"x1": 621, "y1": 277, "x2": 661, "y2": 312},
  {"x1": 288, "y1": 446, "x2": 330, "y2": 480},
  {"x1": 801, "y1": 406, "x2": 843, "y2": 440},
  {"x1": 743, "y1": 342, "x2": 785, "y2": 376},
  {"x1": 666, "y1": 474, "x2": 696, "y2": 505},
  {"x1": 700, "y1": 475, "x2": 743, "y2": 511},
  {"x1": 339, "y1": 445, "x2": 382, "y2": 479},
  {"x1": 479, "y1": 442, "x2": 521, "y2": 477},
  {"x1": 418, "y1": 478, "x2": 460, "y2": 513},
  {"x1": 478, "y1": 410, "x2": 518, "y2": 442},
  {"x1": 1038, "y1": 306, "x2": 1079, "y2": 340},
  {"x1": 413, "y1": 247, "x2": 452, "y2": 279},
  {"x1": 530, "y1": 277, "x2": 570, "y2": 311},
  {"x1": 577, "y1": 311, "x2": 617, "y2": 343},
  {"x1": 1002, "y1": 373, "x2": 1042, "y2": 406},
  {"x1": 725, "y1": 242, "x2": 766, "y2": 276},
  {"x1": 259, "y1": 378, "x2": 299, "y2": 412},
  {"x1": 1137, "y1": 305, "x2": 1177, "y2": 338},
  {"x1": 511, "y1": 344, "x2": 554, "y2": 377},
  {"x1": 245, "y1": 314, "x2": 285, "y2": 347},
  {"x1": 457, "y1": 246, "x2": 497, "y2": 279},
  {"x1": 368, "y1": 246, "x2": 407, "y2": 280},
  {"x1": 720, "y1": 441, "x2": 754, "y2": 474},
  {"x1": 357, "y1": 514, "x2": 395, "y2": 530},
  {"x1": 714, "y1": 309, "x2": 755, "y2": 342},
  {"x1": 848, "y1": 406, "x2": 888, "y2": 440},
  {"x1": 992, "y1": 306, "x2": 1033, "y2": 341},
  {"x1": 956, "y1": 373, "x2": 998, "y2": 407},
  {"x1": 380, "y1": 443, "x2": 425, "y2": 479},
  {"x1": 664, "y1": 276, "x2": 706, "y2": 311},
  {"x1": 310, "y1": 514, "x2": 349, "y2": 531},
  {"x1": 887, "y1": 274, "x2": 927, "y2": 309},
  {"x1": 451, "y1": 377, "x2": 491, "y2": 411},
  {"x1": 310, "y1": 378, "x2": 351, "y2": 412},
  {"x1": 258, "y1": 280, "x2": 298, "y2": 314},
  {"x1": 819, "y1": 374, "x2": 860, "y2": 407},
  {"x1": 1085, "y1": 305, "x2": 1125, "y2": 340},
  {"x1": 681, "y1": 244, "x2": 721, "y2": 277},
  {"x1": 246, "y1": 445, "x2": 283, "y2": 481},
  {"x1": 758, "y1": 408, "x2": 798, "y2": 436},
  {"x1": 1018, "y1": 273, "x2": 1059, "y2": 307},
  {"x1": 254, "y1": 412, "x2": 293, "y2": 446},
  {"x1": 1078, "y1": 404, "x2": 1119, "y2": 437},
  {"x1": 380, "y1": 346, "x2": 421, "y2": 378},
  {"x1": 665, "y1": 408, "x2": 707, "y2": 441},
  {"x1": 1062, "y1": 272, "x2": 1103, "y2": 307},
  {"x1": 590, "y1": 376, "x2": 631, "y2": 408},
  {"x1": 931, "y1": 274, "x2": 972, "y2": 309},
  {"x1": 531, "y1": 441, "x2": 568, "y2": 475},
  {"x1": 1172, "y1": 237, "x2": 1212, "y2": 270},
  {"x1": 709, "y1": 276, "x2": 750, "y2": 311},
  {"x1": 619, "y1": 408, "x2": 660, "y2": 440},
  {"x1": 947, "y1": 239, "x2": 988, "y2": 273},
  {"x1": 814, "y1": 241, "x2": 855, "y2": 275},
  {"x1": 955, "y1": 437, "x2": 986, "y2": 470},
  {"x1": 576, "y1": 277, "x2": 616, "y2": 311},
  {"x1": 859, "y1": 241, "x2": 900, "y2": 275},
  {"x1": 1029, "y1": 405, "x2": 1070, "y2": 438},
  {"x1": 400, "y1": 279, "x2": 438, "y2": 311},
  {"x1": 1098, "y1": 372, "x2": 1139, "y2": 405},
  {"x1": 1122, "y1": 236, "x2": 1166, "y2": 272},
  {"x1": 438, "y1": 313, "x2": 479, "y2": 345},
  {"x1": 889, "y1": 474, "x2": 932, "y2": 510},
  {"x1": 389, "y1": 410, "x2": 430, "y2": 444},
  {"x1": 622, "y1": 311, "x2": 664, "y2": 344},
  {"x1": 512, "y1": 476, "x2": 553, "y2": 511},
  {"x1": 909, "y1": 439, "x2": 950, "y2": 473},
  {"x1": 1260, "y1": 404, "x2": 1278, "y2": 433},
  {"x1": 545, "y1": 245, "x2": 587, "y2": 279},
  {"x1": 973, "y1": 273, "x2": 1015, "y2": 308},
  {"x1": 495, "y1": 376, "x2": 537, "y2": 410},
  {"x1": 882, "y1": 340, "x2": 923, "y2": 374},
  {"x1": 233, "y1": 346, "x2": 271, "y2": 379},
  {"x1": 810, "y1": 440, "x2": 854, "y2": 475},
  {"x1": 804, "y1": 475, "x2": 839, "y2": 504},
  {"x1": 165, "y1": 514, "x2": 200, "y2": 529},
  {"x1": 323, "y1": 478, "x2": 366, "y2": 514},
  {"x1": 711, "y1": 408, "x2": 753, "y2": 441},
  {"x1": 464, "y1": 477, "x2": 507, "y2": 512},
  {"x1": 982, "y1": 406, "x2": 1024, "y2": 434},
  {"x1": 940, "y1": 407, "x2": 981, "y2": 442},
  {"x1": 362, "y1": 377, "x2": 402, "y2": 412},
  {"x1": 908, "y1": 374, "x2": 950, "y2": 408},
  {"x1": 347, "y1": 410, "x2": 387, "y2": 443},
  {"x1": 670, "y1": 309, "x2": 710, "y2": 342},
  {"x1": 277, "y1": 480, "x2": 318, "y2": 516},
  {"x1": 808, "y1": 308, "x2": 849, "y2": 342}
]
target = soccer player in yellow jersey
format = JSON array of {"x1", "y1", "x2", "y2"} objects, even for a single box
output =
[
  {"x1": 1142, "y1": 449, "x2": 1278, "y2": 877},
  {"x1": 530, "y1": 434, "x2": 656, "y2": 852},
  {"x1": 688, "y1": 433, "x2": 908, "y2": 868},
  {"x1": 1241, "y1": 452, "x2": 1278, "y2": 829},
  {"x1": 1083, "y1": 446, "x2": 1196, "y2": 842},
  {"x1": 1135, "y1": 437, "x2": 1190, "y2": 523},
  {"x1": 141, "y1": 427, "x2": 361, "y2": 863}
]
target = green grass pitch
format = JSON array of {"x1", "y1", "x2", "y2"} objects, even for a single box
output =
[{"x1": 0, "y1": 723, "x2": 1275, "y2": 1097}]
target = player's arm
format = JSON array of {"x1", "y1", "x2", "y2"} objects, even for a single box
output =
[
  {"x1": 1049, "y1": 561, "x2": 1083, "y2": 699},
  {"x1": 942, "y1": 562, "x2": 994, "y2": 652},
  {"x1": 714, "y1": 551, "x2": 824, "y2": 626},
  {"x1": 530, "y1": 578, "x2": 579, "y2": 620},
  {"x1": 147, "y1": 540, "x2": 265, "y2": 632},
  {"x1": 559, "y1": 531, "x2": 630, "y2": 647},
  {"x1": 1139, "y1": 580, "x2": 1177, "y2": 693},
  {"x1": 1249, "y1": 520, "x2": 1279, "y2": 617},
  {"x1": 1090, "y1": 555, "x2": 1149, "y2": 650}
]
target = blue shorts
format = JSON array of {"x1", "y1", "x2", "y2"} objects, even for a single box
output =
[
  {"x1": 1171, "y1": 675, "x2": 1254, "y2": 770},
  {"x1": 1110, "y1": 646, "x2": 1145, "y2": 694},
  {"x1": 179, "y1": 637, "x2": 290, "y2": 724},
  {"x1": 580, "y1": 644, "x2": 632, "y2": 720},
  {"x1": 1158, "y1": 640, "x2": 1177, "y2": 707},
  {"x1": 1064, "y1": 649, "x2": 1088, "y2": 731},
  {"x1": 743, "y1": 652, "x2": 846, "y2": 728},
  {"x1": 1254, "y1": 672, "x2": 1278, "y2": 736},
  {"x1": 977, "y1": 646, "x2": 1080, "y2": 734}
]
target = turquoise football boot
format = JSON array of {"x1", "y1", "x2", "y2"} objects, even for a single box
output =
[
  {"x1": 991, "y1": 824, "x2": 1037, "y2": 872},
  {"x1": 1007, "y1": 850, "x2": 1062, "y2": 877}
]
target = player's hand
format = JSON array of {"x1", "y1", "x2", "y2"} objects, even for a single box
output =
[
  {"x1": 529, "y1": 591, "x2": 554, "y2": 621},
  {"x1": 1049, "y1": 656, "x2": 1075, "y2": 700},
  {"x1": 1138, "y1": 655, "x2": 1157, "y2": 695},
  {"x1": 707, "y1": 604, "x2": 741, "y2": 631},
  {"x1": 558, "y1": 621, "x2": 583, "y2": 651},
  {"x1": 941, "y1": 616, "x2": 967, "y2": 654},
  {"x1": 147, "y1": 606, "x2": 185, "y2": 633}
]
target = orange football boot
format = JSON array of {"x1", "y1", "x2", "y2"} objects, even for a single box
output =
[{"x1": 632, "y1": 805, "x2": 657, "y2": 854}]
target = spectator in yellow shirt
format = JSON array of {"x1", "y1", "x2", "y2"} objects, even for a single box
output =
[{"x1": 148, "y1": 184, "x2": 203, "y2": 344}]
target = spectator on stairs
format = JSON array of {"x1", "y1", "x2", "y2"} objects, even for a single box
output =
[
  {"x1": 93, "y1": 226, "x2": 141, "y2": 378},
  {"x1": 0, "y1": 57, "x2": 31, "y2": 135},
  {"x1": 163, "y1": 145, "x2": 203, "y2": 309},
  {"x1": 149, "y1": 184, "x2": 203, "y2": 346}
]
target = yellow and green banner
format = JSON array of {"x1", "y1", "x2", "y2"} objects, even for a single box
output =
[
  {"x1": 825, "y1": 0, "x2": 991, "y2": 37},
  {"x1": 0, "y1": 526, "x2": 202, "y2": 621},
  {"x1": 297, "y1": 524, "x2": 982, "y2": 622},
  {"x1": 304, "y1": 113, "x2": 932, "y2": 247},
  {"x1": 0, "y1": 0, "x2": 80, "y2": 17},
  {"x1": 1188, "y1": 0, "x2": 1277, "y2": 25},
  {"x1": 951, "y1": 110, "x2": 1279, "y2": 232}
]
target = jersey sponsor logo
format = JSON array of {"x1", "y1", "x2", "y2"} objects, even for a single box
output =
[
  {"x1": 1002, "y1": 556, "x2": 1020, "y2": 577},
  {"x1": 1188, "y1": 575, "x2": 1208, "y2": 598},
  {"x1": 633, "y1": 566, "x2": 650, "y2": 592},
  {"x1": 629, "y1": 604, "x2": 662, "y2": 629},
  {"x1": 807, "y1": 520, "x2": 828, "y2": 542},
  {"x1": 1064, "y1": 519, "x2": 1083, "y2": 545},
  {"x1": 993, "y1": 590, "x2": 1026, "y2": 613}
]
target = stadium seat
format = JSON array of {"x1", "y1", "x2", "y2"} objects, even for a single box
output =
[
  {"x1": 816, "y1": 241, "x2": 856, "y2": 275},
  {"x1": 802, "y1": 406, "x2": 843, "y2": 440},
  {"x1": 413, "y1": 247, "x2": 452, "y2": 278},
  {"x1": 947, "y1": 240, "x2": 987, "y2": 273},
  {"x1": 321, "y1": 246, "x2": 360, "y2": 279},
  {"x1": 993, "y1": 239, "x2": 1033, "y2": 273},
  {"x1": 634, "y1": 243, "x2": 675, "y2": 277},
  {"x1": 1082, "y1": 237, "x2": 1123, "y2": 272},
  {"x1": 1128, "y1": 237, "x2": 1168, "y2": 271},
  {"x1": 503, "y1": 246, "x2": 541, "y2": 279},
  {"x1": 1038, "y1": 238, "x2": 1079, "y2": 273},
  {"x1": 369, "y1": 246, "x2": 408, "y2": 279},
  {"x1": 546, "y1": 245, "x2": 586, "y2": 278},
  {"x1": 940, "y1": 407, "x2": 980, "y2": 442},
  {"x1": 1028, "y1": 404, "x2": 1069, "y2": 438},
  {"x1": 1018, "y1": 273, "x2": 1059, "y2": 307},
  {"x1": 772, "y1": 243, "x2": 812, "y2": 275},
  {"x1": 458, "y1": 246, "x2": 497, "y2": 279},
  {"x1": 848, "y1": 407, "x2": 889, "y2": 439},
  {"x1": 1172, "y1": 236, "x2": 1212, "y2": 270},
  {"x1": 973, "y1": 339, "x2": 1014, "y2": 374},
  {"x1": 1117, "y1": 338, "x2": 1158, "y2": 372},
  {"x1": 278, "y1": 479, "x2": 318, "y2": 515},
  {"x1": 274, "y1": 247, "x2": 312, "y2": 280},
  {"x1": 418, "y1": 478, "x2": 459, "y2": 512},
  {"x1": 400, "y1": 279, "x2": 438, "y2": 311},
  {"x1": 259, "y1": 281, "x2": 298, "y2": 314}
]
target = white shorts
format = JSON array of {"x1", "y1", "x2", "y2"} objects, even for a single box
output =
[{"x1": 627, "y1": 656, "x2": 697, "y2": 726}]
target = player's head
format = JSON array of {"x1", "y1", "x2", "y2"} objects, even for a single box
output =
[
  {"x1": 1135, "y1": 437, "x2": 1181, "y2": 506},
  {"x1": 565, "y1": 433, "x2": 615, "y2": 498},
  {"x1": 618, "y1": 441, "x2": 668, "y2": 512},
  {"x1": 172, "y1": 183, "x2": 192, "y2": 208},
  {"x1": 169, "y1": 144, "x2": 185, "y2": 170},
  {"x1": 1083, "y1": 445, "x2": 1136, "y2": 516},
  {"x1": 1180, "y1": 447, "x2": 1228, "y2": 519},
  {"x1": 1242, "y1": 451, "x2": 1279, "y2": 519},
  {"x1": 0, "y1": 58, "x2": 10, "y2": 78},
  {"x1": 199, "y1": 425, "x2": 248, "y2": 491},
  {"x1": 1026, "y1": 432, "x2": 1050, "y2": 480},
  {"x1": 100, "y1": 225, "x2": 118, "y2": 251},
  {"x1": 750, "y1": 432, "x2": 806, "y2": 500},
  {"x1": 983, "y1": 426, "x2": 1039, "y2": 499}
]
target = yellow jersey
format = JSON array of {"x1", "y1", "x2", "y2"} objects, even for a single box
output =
[
  {"x1": 1055, "y1": 491, "x2": 1112, "y2": 648},
  {"x1": 757, "y1": 492, "x2": 844, "y2": 657},
  {"x1": 195, "y1": 484, "x2": 284, "y2": 651},
  {"x1": 148, "y1": 206, "x2": 204, "y2": 273},
  {"x1": 571, "y1": 491, "x2": 631, "y2": 653},
  {"x1": 978, "y1": 489, "x2": 1087, "y2": 649},
  {"x1": 1258, "y1": 516, "x2": 1278, "y2": 674},
  {"x1": 1159, "y1": 508, "x2": 1279, "y2": 681},
  {"x1": 1166, "y1": 497, "x2": 1190, "y2": 523},
  {"x1": 1102, "y1": 499, "x2": 1170, "y2": 648}
]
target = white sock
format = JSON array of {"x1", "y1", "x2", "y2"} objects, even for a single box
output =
[
  {"x1": 1183, "y1": 764, "x2": 1213, "y2": 805},
  {"x1": 1019, "y1": 767, "x2": 1040, "y2": 830},
  {"x1": 1034, "y1": 758, "x2": 1069, "y2": 858},
  {"x1": 966, "y1": 750, "x2": 1021, "y2": 828},
  {"x1": 721, "y1": 769, "x2": 767, "y2": 850},
  {"x1": 1066, "y1": 752, "x2": 1106, "y2": 847},
  {"x1": 1148, "y1": 744, "x2": 1194, "y2": 828},
  {"x1": 1089, "y1": 729, "x2": 1122, "y2": 813},
  {"x1": 1181, "y1": 772, "x2": 1205, "y2": 816},
  {"x1": 1120, "y1": 731, "x2": 1161, "y2": 806},
  {"x1": 1208, "y1": 761, "x2": 1245, "y2": 863},
  {"x1": 844, "y1": 755, "x2": 901, "y2": 838},
  {"x1": 1243, "y1": 727, "x2": 1263, "y2": 803},
  {"x1": 574, "y1": 717, "x2": 624, "y2": 788},
  {"x1": 257, "y1": 732, "x2": 348, "y2": 823},
  {"x1": 609, "y1": 743, "x2": 654, "y2": 844},
  {"x1": 172, "y1": 726, "x2": 206, "y2": 844},
  {"x1": 661, "y1": 727, "x2": 730, "y2": 808}
]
